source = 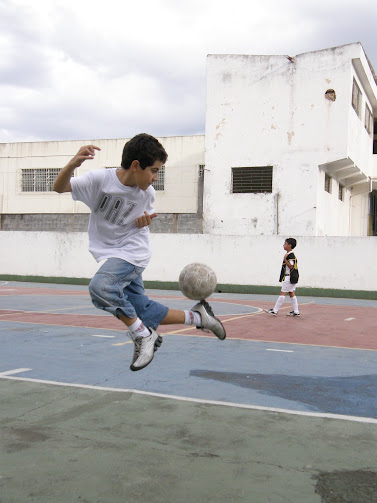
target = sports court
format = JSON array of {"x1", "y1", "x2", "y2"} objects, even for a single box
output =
[{"x1": 1, "y1": 280, "x2": 377, "y2": 503}]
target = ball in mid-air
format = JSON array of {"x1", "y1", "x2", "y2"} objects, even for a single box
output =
[{"x1": 179, "y1": 263, "x2": 217, "y2": 300}]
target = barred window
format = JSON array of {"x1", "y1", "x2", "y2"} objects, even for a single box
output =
[
  {"x1": 338, "y1": 183, "x2": 344, "y2": 201},
  {"x1": 325, "y1": 173, "x2": 332, "y2": 193},
  {"x1": 21, "y1": 168, "x2": 61, "y2": 192},
  {"x1": 231, "y1": 166, "x2": 273, "y2": 193},
  {"x1": 153, "y1": 165, "x2": 165, "y2": 191},
  {"x1": 352, "y1": 78, "x2": 362, "y2": 117},
  {"x1": 365, "y1": 104, "x2": 373, "y2": 135}
]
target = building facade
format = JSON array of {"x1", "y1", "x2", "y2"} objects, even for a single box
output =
[
  {"x1": 1, "y1": 43, "x2": 376, "y2": 237},
  {"x1": 204, "y1": 42, "x2": 377, "y2": 236},
  {"x1": 0, "y1": 135, "x2": 205, "y2": 234}
]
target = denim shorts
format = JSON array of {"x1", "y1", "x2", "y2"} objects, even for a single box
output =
[{"x1": 88, "y1": 258, "x2": 169, "y2": 329}]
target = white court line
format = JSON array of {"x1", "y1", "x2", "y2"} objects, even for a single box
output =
[
  {"x1": 345, "y1": 318, "x2": 355, "y2": 321},
  {"x1": 0, "y1": 374, "x2": 376, "y2": 424},
  {"x1": 266, "y1": 349, "x2": 294, "y2": 353},
  {"x1": 90, "y1": 334, "x2": 115, "y2": 338},
  {"x1": 0, "y1": 368, "x2": 31, "y2": 376}
]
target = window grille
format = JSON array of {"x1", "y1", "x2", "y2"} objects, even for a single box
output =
[
  {"x1": 338, "y1": 183, "x2": 344, "y2": 201},
  {"x1": 21, "y1": 168, "x2": 61, "y2": 192},
  {"x1": 325, "y1": 173, "x2": 332, "y2": 193},
  {"x1": 199, "y1": 164, "x2": 205, "y2": 177},
  {"x1": 231, "y1": 166, "x2": 273, "y2": 194},
  {"x1": 365, "y1": 104, "x2": 373, "y2": 135},
  {"x1": 153, "y1": 165, "x2": 165, "y2": 191},
  {"x1": 352, "y1": 78, "x2": 362, "y2": 117}
]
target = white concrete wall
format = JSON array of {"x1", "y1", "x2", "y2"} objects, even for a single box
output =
[
  {"x1": 204, "y1": 43, "x2": 377, "y2": 238},
  {"x1": 0, "y1": 135, "x2": 204, "y2": 215},
  {"x1": 1, "y1": 231, "x2": 376, "y2": 292},
  {"x1": 316, "y1": 170, "x2": 352, "y2": 236}
]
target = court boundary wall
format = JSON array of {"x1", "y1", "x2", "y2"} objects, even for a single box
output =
[{"x1": 1, "y1": 231, "x2": 376, "y2": 299}]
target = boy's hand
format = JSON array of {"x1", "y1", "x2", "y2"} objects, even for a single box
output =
[
  {"x1": 68, "y1": 145, "x2": 101, "y2": 169},
  {"x1": 135, "y1": 211, "x2": 158, "y2": 228}
]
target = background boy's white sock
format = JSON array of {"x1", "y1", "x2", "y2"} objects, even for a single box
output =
[
  {"x1": 184, "y1": 310, "x2": 201, "y2": 326},
  {"x1": 290, "y1": 296, "x2": 299, "y2": 313},
  {"x1": 273, "y1": 295, "x2": 285, "y2": 313},
  {"x1": 129, "y1": 318, "x2": 150, "y2": 338}
]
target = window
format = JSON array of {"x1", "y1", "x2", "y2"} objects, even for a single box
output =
[
  {"x1": 365, "y1": 104, "x2": 373, "y2": 135},
  {"x1": 352, "y1": 78, "x2": 362, "y2": 117},
  {"x1": 338, "y1": 183, "x2": 344, "y2": 201},
  {"x1": 325, "y1": 173, "x2": 332, "y2": 193},
  {"x1": 199, "y1": 164, "x2": 205, "y2": 177},
  {"x1": 231, "y1": 166, "x2": 273, "y2": 193},
  {"x1": 21, "y1": 168, "x2": 61, "y2": 192},
  {"x1": 153, "y1": 165, "x2": 165, "y2": 191}
]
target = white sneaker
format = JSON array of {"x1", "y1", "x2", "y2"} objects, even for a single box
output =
[
  {"x1": 264, "y1": 309, "x2": 277, "y2": 316},
  {"x1": 286, "y1": 311, "x2": 300, "y2": 317},
  {"x1": 130, "y1": 328, "x2": 162, "y2": 371},
  {"x1": 191, "y1": 300, "x2": 226, "y2": 340}
]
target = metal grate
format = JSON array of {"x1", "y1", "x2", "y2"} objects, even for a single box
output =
[
  {"x1": 231, "y1": 166, "x2": 273, "y2": 193},
  {"x1": 153, "y1": 165, "x2": 165, "y2": 191},
  {"x1": 352, "y1": 78, "x2": 362, "y2": 117},
  {"x1": 325, "y1": 173, "x2": 332, "y2": 193},
  {"x1": 21, "y1": 168, "x2": 61, "y2": 192}
]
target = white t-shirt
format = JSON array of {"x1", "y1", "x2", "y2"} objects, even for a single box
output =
[{"x1": 71, "y1": 168, "x2": 155, "y2": 267}]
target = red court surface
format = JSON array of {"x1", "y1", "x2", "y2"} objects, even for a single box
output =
[{"x1": 0, "y1": 284, "x2": 375, "y2": 350}]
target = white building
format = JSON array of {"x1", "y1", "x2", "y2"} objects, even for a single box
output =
[
  {"x1": 204, "y1": 42, "x2": 377, "y2": 236},
  {"x1": 0, "y1": 135, "x2": 205, "y2": 233},
  {"x1": 0, "y1": 42, "x2": 376, "y2": 237}
]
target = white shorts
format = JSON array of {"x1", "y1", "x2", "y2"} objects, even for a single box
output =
[{"x1": 281, "y1": 276, "x2": 297, "y2": 293}]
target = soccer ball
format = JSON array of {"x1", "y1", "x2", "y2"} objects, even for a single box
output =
[{"x1": 179, "y1": 263, "x2": 217, "y2": 300}]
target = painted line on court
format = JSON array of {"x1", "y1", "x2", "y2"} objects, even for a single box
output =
[
  {"x1": 90, "y1": 334, "x2": 115, "y2": 338},
  {"x1": 266, "y1": 349, "x2": 294, "y2": 353},
  {"x1": 0, "y1": 374, "x2": 376, "y2": 424},
  {"x1": 0, "y1": 368, "x2": 31, "y2": 376}
]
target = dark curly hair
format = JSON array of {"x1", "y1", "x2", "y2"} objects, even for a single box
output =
[
  {"x1": 285, "y1": 238, "x2": 297, "y2": 249},
  {"x1": 121, "y1": 133, "x2": 168, "y2": 170}
]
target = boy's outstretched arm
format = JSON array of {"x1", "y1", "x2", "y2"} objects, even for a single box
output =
[{"x1": 54, "y1": 145, "x2": 101, "y2": 193}]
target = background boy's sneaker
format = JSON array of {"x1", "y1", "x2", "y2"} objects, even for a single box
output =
[
  {"x1": 130, "y1": 328, "x2": 162, "y2": 371},
  {"x1": 286, "y1": 311, "x2": 300, "y2": 317},
  {"x1": 192, "y1": 300, "x2": 226, "y2": 340},
  {"x1": 264, "y1": 309, "x2": 277, "y2": 316}
]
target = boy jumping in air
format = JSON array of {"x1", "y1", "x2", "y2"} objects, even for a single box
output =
[
  {"x1": 265, "y1": 238, "x2": 300, "y2": 317},
  {"x1": 54, "y1": 134, "x2": 226, "y2": 372}
]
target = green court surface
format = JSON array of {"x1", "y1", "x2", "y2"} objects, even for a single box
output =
[{"x1": 1, "y1": 380, "x2": 377, "y2": 503}]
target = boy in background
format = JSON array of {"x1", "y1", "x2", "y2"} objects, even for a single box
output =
[{"x1": 265, "y1": 238, "x2": 300, "y2": 317}]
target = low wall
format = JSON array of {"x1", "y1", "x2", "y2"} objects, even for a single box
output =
[{"x1": 0, "y1": 232, "x2": 376, "y2": 295}]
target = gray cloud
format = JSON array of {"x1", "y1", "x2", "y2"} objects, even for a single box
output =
[{"x1": 0, "y1": 0, "x2": 376, "y2": 142}]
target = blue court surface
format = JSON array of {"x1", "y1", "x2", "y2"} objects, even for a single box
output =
[{"x1": 1, "y1": 281, "x2": 377, "y2": 503}]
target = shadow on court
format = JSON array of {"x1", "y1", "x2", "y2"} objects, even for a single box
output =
[{"x1": 1, "y1": 281, "x2": 377, "y2": 502}]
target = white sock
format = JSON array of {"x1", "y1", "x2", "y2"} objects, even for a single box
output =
[
  {"x1": 291, "y1": 296, "x2": 299, "y2": 314},
  {"x1": 273, "y1": 295, "x2": 285, "y2": 313},
  {"x1": 184, "y1": 310, "x2": 201, "y2": 326},
  {"x1": 129, "y1": 318, "x2": 150, "y2": 338}
]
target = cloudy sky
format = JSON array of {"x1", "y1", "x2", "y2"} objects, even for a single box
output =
[{"x1": 1, "y1": 0, "x2": 376, "y2": 143}]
